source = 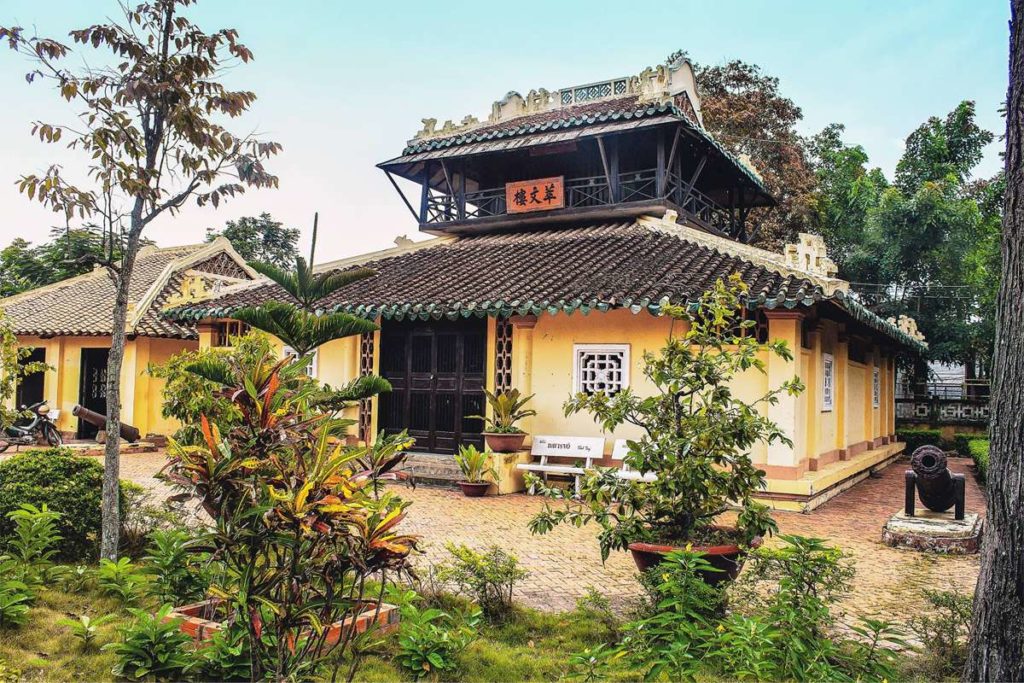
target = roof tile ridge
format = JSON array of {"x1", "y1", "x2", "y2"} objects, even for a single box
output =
[
  {"x1": 635, "y1": 213, "x2": 849, "y2": 297},
  {"x1": 0, "y1": 264, "x2": 113, "y2": 307},
  {"x1": 130, "y1": 239, "x2": 257, "y2": 332}
]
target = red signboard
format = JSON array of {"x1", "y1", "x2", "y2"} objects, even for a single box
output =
[{"x1": 505, "y1": 176, "x2": 565, "y2": 214}]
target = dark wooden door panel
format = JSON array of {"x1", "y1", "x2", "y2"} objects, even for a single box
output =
[
  {"x1": 377, "y1": 318, "x2": 486, "y2": 454},
  {"x1": 78, "y1": 347, "x2": 110, "y2": 439}
]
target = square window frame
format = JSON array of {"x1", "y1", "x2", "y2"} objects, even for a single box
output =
[{"x1": 573, "y1": 343, "x2": 631, "y2": 396}]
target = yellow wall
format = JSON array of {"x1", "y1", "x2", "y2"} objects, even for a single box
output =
[
  {"x1": 14, "y1": 335, "x2": 197, "y2": 438},
  {"x1": 187, "y1": 308, "x2": 898, "y2": 473},
  {"x1": 847, "y1": 364, "x2": 867, "y2": 446}
]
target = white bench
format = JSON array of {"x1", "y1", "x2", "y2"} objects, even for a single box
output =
[
  {"x1": 517, "y1": 435, "x2": 605, "y2": 495},
  {"x1": 611, "y1": 438, "x2": 658, "y2": 482}
]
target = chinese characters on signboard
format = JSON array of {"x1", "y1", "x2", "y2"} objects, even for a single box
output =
[
  {"x1": 505, "y1": 176, "x2": 565, "y2": 214},
  {"x1": 822, "y1": 353, "x2": 834, "y2": 412},
  {"x1": 873, "y1": 366, "x2": 881, "y2": 408}
]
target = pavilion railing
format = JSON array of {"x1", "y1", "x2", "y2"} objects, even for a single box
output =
[
  {"x1": 895, "y1": 380, "x2": 991, "y2": 427},
  {"x1": 423, "y1": 167, "x2": 730, "y2": 229}
]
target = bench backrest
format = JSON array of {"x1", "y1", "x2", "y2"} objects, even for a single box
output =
[{"x1": 531, "y1": 435, "x2": 605, "y2": 467}]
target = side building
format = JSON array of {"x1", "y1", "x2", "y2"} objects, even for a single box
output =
[
  {"x1": 1, "y1": 237, "x2": 256, "y2": 440},
  {"x1": 172, "y1": 53, "x2": 928, "y2": 509}
]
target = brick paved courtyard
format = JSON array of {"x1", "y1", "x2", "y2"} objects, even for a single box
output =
[{"x1": 108, "y1": 450, "x2": 983, "y2": 622}]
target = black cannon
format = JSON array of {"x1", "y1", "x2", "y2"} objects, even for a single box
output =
[
  {"x1": 904, "y1": 445, "x2": 966, "y2": 521},
  {"x1": 72, "y1": 404, "x2": 141, "y2": 443}
]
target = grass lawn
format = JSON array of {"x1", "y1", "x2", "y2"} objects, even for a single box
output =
[{"x1": 0, "y1": 576, "x2": 623, "y2": 682}]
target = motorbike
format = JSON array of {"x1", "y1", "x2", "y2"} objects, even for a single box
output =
[{"x1": 0, "y1": 401, "x2": 63, "y2": 453}]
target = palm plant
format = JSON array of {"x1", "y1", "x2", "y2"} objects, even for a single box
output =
[
  {"x1": 455, "y1": 445, "x2": 498, "y2": 484},
  {"x1": 472, "y1": 388, "x2": 536, "y2": 434}
]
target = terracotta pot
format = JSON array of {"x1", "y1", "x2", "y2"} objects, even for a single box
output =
[
  {"x1": 483, "y1": 432, "x2": 527, "y2": 453},
  {"x1": 458, "y1": 481, "x2": 491, "y2": 497},
  {"x1": 628, "y1": 529, "x2": 763, "y2": 586}
]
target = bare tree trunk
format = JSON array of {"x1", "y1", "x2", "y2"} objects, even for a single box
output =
[
  {"x1": 98, "y1": 214, "x2": 145, "y2": 560},
  {"x1": 964, "y1": 1, "x2": 1024, "y2": 679}
]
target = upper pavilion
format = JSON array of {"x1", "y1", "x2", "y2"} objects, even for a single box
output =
[{"x1": 378, "y1": 51, "x2": 772, "y2": 242}]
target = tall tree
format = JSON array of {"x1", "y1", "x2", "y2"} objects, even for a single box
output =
[
  {"x1": 809, "y1": 108, "x2": 1000, "y2": 378},
  {"x1": 694, "y1": 59, "x2": 818, "y2": 249},
  {"x1": 205, "y1": 212, "x2": 299, "y2": 268},
  {"x1": 965, "y1": 0, "x2": 1024, "y2": 678},
  {"x1": 1, "y1": 0, "x2": 279, "y2": 558}
]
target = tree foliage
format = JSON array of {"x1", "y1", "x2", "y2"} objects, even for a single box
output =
[
  {"x1": 0, "y1": 226, "x2": 153, "y2": 298},
  {"x1": 205, "y1": 213, "x2": 299, "y2": 269},
  {"x1": 693, "y1": 59, "x2": 818, "y2": 249},
  {"x1": 808, "y1": 104, "x2": 1000, "y2": 373}
]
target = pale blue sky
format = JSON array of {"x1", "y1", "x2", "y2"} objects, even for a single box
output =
[{"x1": 0, "y1": 0, "x2": 1010, "y2": 262}]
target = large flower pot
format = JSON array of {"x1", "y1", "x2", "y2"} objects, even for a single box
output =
[
  {"x1": 457, "y1": 481, "x2": 491, "y2": 497},
  {"x1": 628, "y1": 532, "x2": 763, "y2": 586},
  {"x1": 483, "y1": 432, "x2": 527, "y2": 453}
]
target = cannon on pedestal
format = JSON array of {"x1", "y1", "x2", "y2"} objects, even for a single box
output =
[
  {"x1": 72, "y1": 404, "x2": 141, "y2": 443},
  {"x1": 905, "y1": 444, "x2": 966, "y2": 521}
]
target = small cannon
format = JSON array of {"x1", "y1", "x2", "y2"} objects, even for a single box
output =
[
  {"x1": 72, "y1": 404, "x2": 141, "y2": 443},
  {"x1": 905, "y1": 445, "x2": 966, "y2": 521}
]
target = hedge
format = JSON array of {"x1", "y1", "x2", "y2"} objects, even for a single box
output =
[
  {"x1": 0, "y1": 448, "x2": 132, "y2": 561},
  {"x1": 967, "y1": 439, "x2": 990, "y2": 482}
]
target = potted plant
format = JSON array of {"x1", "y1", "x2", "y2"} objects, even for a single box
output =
[
  {"x1": 470, "y1": 388, "x2": 536, "y2": 452},
  {"x1": 528, "y1": 276, "x2": 803, "y2": 584},
  {"x1": 454, "y1": 444, "x2": 498, "y2": 497}
]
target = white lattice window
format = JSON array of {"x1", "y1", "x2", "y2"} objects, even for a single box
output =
[
  {"x1": 822, "y1": 353, "x2": 834, "y2": 412},
  {"x1": 573, "y1": 344, "x2": 630, "y2": 396},
  {"x1": 283, "y1": 346, "x2": 318, "y2": 378},
  {"x1": 873, "y1": 366, "x2": 881, "y2": 408}
]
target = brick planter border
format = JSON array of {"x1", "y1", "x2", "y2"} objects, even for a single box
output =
[{"x1": 168, "y1": 598, "x2": 399, "y2": 647}]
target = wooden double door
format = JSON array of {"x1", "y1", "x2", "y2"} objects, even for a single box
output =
[{"x1": 377, "y1": 318, "x2": 486, "y2": 454}]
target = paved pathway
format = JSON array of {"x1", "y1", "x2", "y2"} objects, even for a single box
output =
[{"x1": 109, "y1": 450, "x2": 982, "y2": 622}]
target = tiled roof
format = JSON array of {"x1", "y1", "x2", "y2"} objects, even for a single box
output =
[
  {"x1": 393, "y1": 97, "x2": 770, "y2": 196},
  {"x1": 172, "y1": 221, "x2": 925, "y2": 353},
  {"x1": 173, "y1": 222, "x2": 825, "y2": 319},
  {"x1": 0, "y1": 240, "x2": 253, "y2": 338}
]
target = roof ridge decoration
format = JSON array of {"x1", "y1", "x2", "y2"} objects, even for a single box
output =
[
  {"x1": 411, "y1": 51, "x2": 703, "y2": 145},
  {"x1": 131, "y1": 236, "x2": 259, "y2": 332},
  {"x1": 636, "y1": 211, "x2": 849, "y2": 297}
]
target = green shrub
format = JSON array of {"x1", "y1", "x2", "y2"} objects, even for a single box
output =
[
  {"x1": 5, "y1": 503, "x2": 61, "y2": 588},
  {"x1": 188, "y1": 622, "x2": 251, "y2": 682},
  {"x1": 391, "y1": 588, "x2": 481, "y2": 680},
  {"x1": 908, "y1": 588, "x2": 973, "y2": 679},
  {"x1": 143, "y1": 528, "x2": 213, "y2": 603},
  {"x1": 0, "y1": 449, "x2": 132, "y2": 561},
  {"x1": 968, "y1": 439, "x2": 990, "y2": 480},
  {"x1": 896, "y1": 428, "x2": 946, "y2": 453},
  {"x1": 0, "y1": 566, "x2": 32, "y2": 629},
  {"x1": 104, "y1": 604, "x2": 193, "y2": 681},
  {"x1": 436, "y1": 543, "x2": 528, "y2": 622},
  {"x1": 56, "y1": 614, "x2": 115, "y2": 651},
  {"x1": 96, "y1": 557, "x2": 149, "y2": 605}
]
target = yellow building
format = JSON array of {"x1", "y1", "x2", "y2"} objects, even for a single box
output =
[
  {"x1": 173, "y1": 53, "x2": 927, "y2": 508},
  {"x1": 1, "y1": 238, "x2": 256, "y2": 440}
]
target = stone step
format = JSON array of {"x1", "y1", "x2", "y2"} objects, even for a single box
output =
[{"x1": 402, "y1": 452, "x2": 462, "y2": 489}]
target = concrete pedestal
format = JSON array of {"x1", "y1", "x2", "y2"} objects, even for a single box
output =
[{"x1": 882, "y1": 510, "x2": 982, "y2": 554}]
